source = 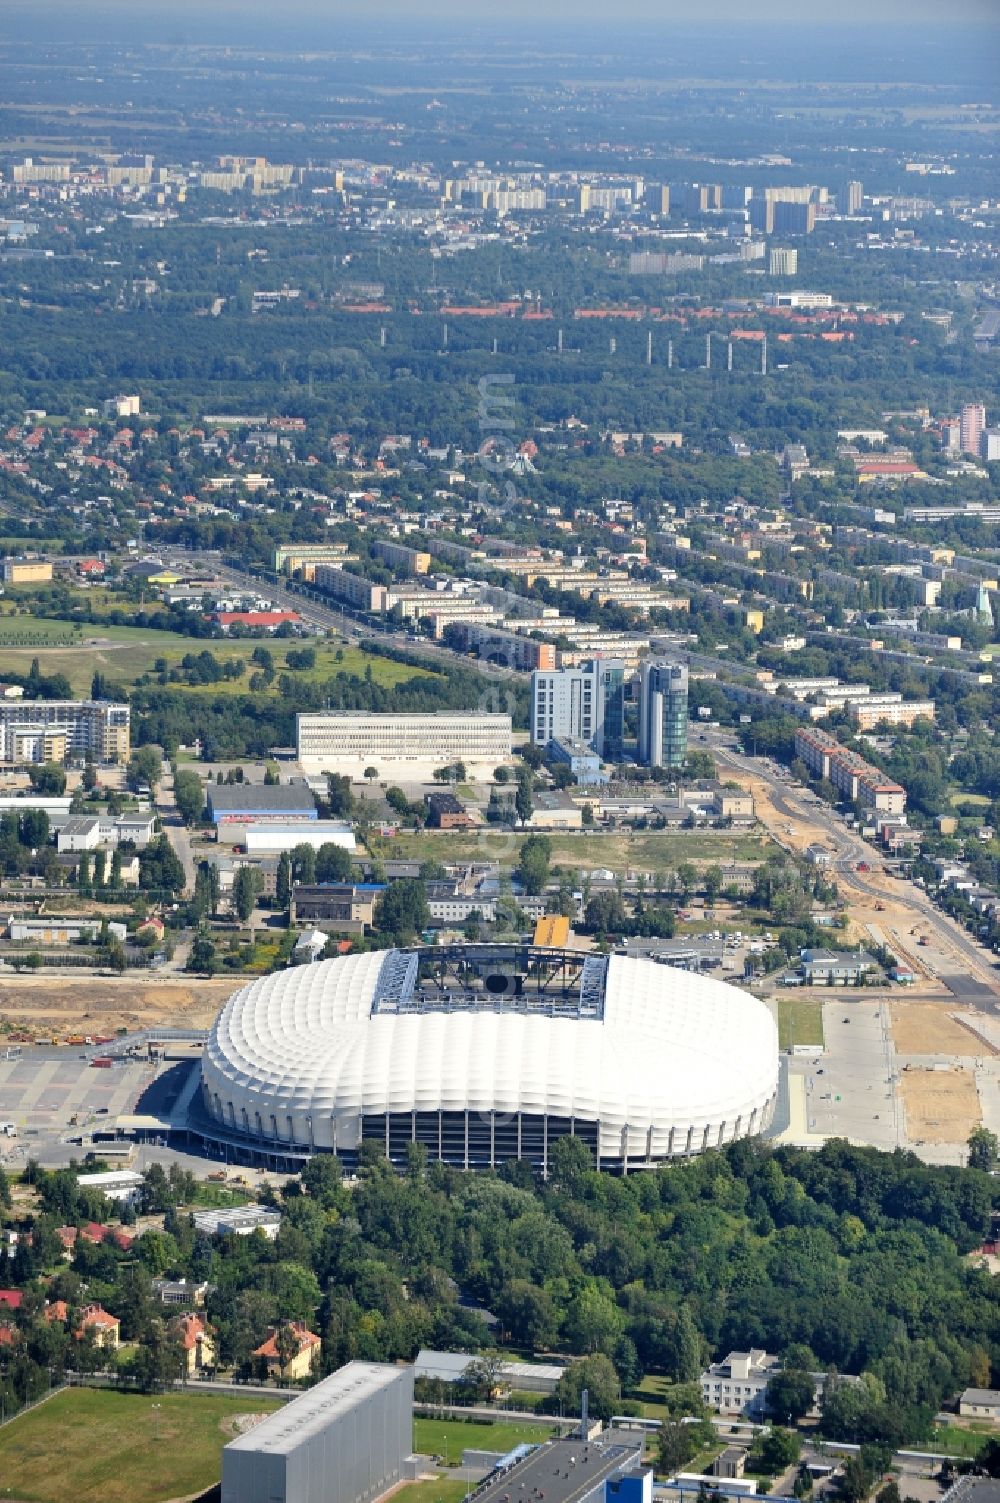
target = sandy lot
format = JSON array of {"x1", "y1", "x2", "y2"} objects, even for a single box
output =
[
  {"x1": 890, "y1": 1002, "x2": 996, "y2": 1057},
  {"x1": 900, "y1": 1067, "x2": 982, "y2": 1143},
  {"x1": 0, "y1": 974, "x2": 235, "y2": 1036}
]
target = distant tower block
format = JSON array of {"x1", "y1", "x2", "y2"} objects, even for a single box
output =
[
  {"x1": 761, "y1": 335, "x2": 768, "y2": 376},
  {"x1": 647, "y1": 331, "x2": 653, "y2": 365},
  {"x1": 727, "y1": 340, "x2": 733, "y2": 371},
  {"x1": 667, "y1": 339, "x2": 673, "y2": 370},
  {"x1": 492, "y1": 337, "x2": 498, "y2": 354},
  {"x1": 610, "y1": 336, "x2": 616, "y2": 355},
  {"x1": 442, "y1": 322, "x2": 448, "y2": 349},
  {"x1": 380, "y1": 327, "x2": 386, "y2": 347},
  {"x1": 705, "y1": 334, "x2": 711, "y2": 369},
  {"x1": 558, "y1": 328, "x2": 563, "y2": 353}
]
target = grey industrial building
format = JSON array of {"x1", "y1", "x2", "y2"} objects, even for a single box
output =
[{"x1": 221, "y1": 1360, "x2": 413, "y2": 1503}]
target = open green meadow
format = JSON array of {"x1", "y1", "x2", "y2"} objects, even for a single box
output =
[
  {"x1": 413, "y1": 1416, "x2": 555, "y2": 1460},
  {"x1": 382, "y1": 827, "x2": 767, "y2": 876},
  {"x1": 0, "y1": 1387, "x2": 285, "y2": 1503},
  {"x1": 0, "y1": 616, "x2": 436, "y2": 697}
]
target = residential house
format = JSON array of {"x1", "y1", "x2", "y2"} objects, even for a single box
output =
[
  {"x1": 170, "y1": 1312, "x2": 215, "y2": 1376},
  {"x1": 76, "y1": 1303, "x2": 120, "y2": 1349},
  {"x1": 253, "y1": 1322, "x2": 321, "y2": 1381}
]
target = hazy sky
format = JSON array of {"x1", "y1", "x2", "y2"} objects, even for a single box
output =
[{"x1": 6, "y1": 0, "x2": 1000, "y2": 22}]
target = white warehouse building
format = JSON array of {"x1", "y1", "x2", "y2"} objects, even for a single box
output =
[
  {"x1": 295, "y1": 711, "x2": 512, "y2": 779},
  {"x1": 198, "y1": 945, "x2": 779, "y2": 1171}
]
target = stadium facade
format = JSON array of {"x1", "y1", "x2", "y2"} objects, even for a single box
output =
[{"x1": 199, "y1": 946, "x2": 779, "y2": 1172}]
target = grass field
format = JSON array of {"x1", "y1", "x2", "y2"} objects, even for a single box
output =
[
  {"x1": 396, "y1": 1481, "x2": 472, "y2": 1503},
  {"x1": 912, "y1": 1423, "x2": 992, "y2": 1459},
  {"x1": 0, "y1": 618, "x2": 436, "y2": 697},
  {"x1": 413, "y1": 1416, "x2": 554, "y2": 1460},
  {"x1": 384, "y1": 828, "x2": 767, "y2": 874},
  {"x1": 777, "y1": 997, "x2": 825, "y2": 1050},
  {"x1": 0, "y1": 1387, "x2": 285, "y2": 1503}
]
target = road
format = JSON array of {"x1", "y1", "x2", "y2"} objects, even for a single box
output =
[
  {"x1": 702, "y1": 729, "x2": 1000, "y2": 1007},
  {"x1": 156, "y1": 760, "x2": 197, "y2": 896},
  {"x1": 158, "y1": 546, "x2": 522, "y2": 684}
]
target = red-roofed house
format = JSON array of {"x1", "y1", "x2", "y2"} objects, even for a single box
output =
[
  {"x1": 44, "y1": 1300, "x2": 69, "y2": 1323},
  {"x1": 0, "y1": 1289, "x2": 23, "y2": 1311},
  {"x1": 252, "y1": 1322, "x2": 320, "y2": 1381},
  {"x1": 169, "y1": 1312, "x2": 216, "y2": 1375},
  {"x1": 0, "y1": 1323, "x2": 17, "y2": 1347},
  {"x1": 76, "y1": 1304, "x2": 120, "y2": 1349}
]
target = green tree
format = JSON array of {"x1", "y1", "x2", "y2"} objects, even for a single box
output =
[
  {"x1": 518, "y1": 834, "x2": 552, "y2": 895},
  {"x1": 233, "y1": 865, "x2": 264, "y2": 922},
  {"x1": 657, "y1": 1419, "x2": 698, "y2": 1476},
  {"x1": 374, "y1": 879, "x2": 429, "y2": 942},
  {"x1": 550, "y1": 1353, "x2": 620, "y2": 1422},
  {"x1": 188, "y1": 928, "x2": 217, "y2": 975},
  {"x1": 315, "y1": 843, "x2": 352, "y2": 883},
  {"x1": 28, "y1": 761, "x2": 66, "y2": 796},
  {"x1": 173, "y1": 769, "x2": 205, "y2": 825},
  {"x1": 127, "y1": 745, "x2": 163, "y2": 793},
  {"x1": 292, "y1": 843, "x2": 317, "y2": 884},
  {"x1": 767, "y1": 1368, "x2": 816, "y2": 1424},
  {"x1": 968, "y1": 1127, "x2": 999, "y2": 1171},
  {"x1": 515, "y1": 768, "x2": 534, "y2": 825},
  {"x1": 276, "y1": 851, "x2": 292, "y2": 909}
]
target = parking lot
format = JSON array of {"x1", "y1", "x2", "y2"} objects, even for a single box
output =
[
  {"x1": 795, "y1": 999, "x2": 901, "y2": 1150},
  {"x1": 0, "y1": 1046, "x2": 156, "y2": 1167}
]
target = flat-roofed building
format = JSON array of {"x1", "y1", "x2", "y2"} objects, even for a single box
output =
[
  {"x1": 206, "y1": 783, "x2": 317, "y2": 825},
  {"x1": 2, "y1": 558, "x2": 53, "y2": 584},
  {"x1": 221, "y1": 1360, "x2": 413, "y2": 1503},
  {"x1": 372, "y1": 539, "x2": 431, "y2": 576},
  {"x1": 314, "y1": 565, "x2": 391, "y2": 613},
  {"x1": 0, "y1": 700, "x2": 129, "y2": 765},
  {"x1": 296, "y1": 712, "x2": 512, "y2": 779},
  {"x1": 848, "y1": 697, "x2": 935, "y2": 731}
]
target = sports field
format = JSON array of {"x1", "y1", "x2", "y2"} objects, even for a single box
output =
[
  {"x1": 0, "y1": 617, "x2": 435, "y2": 697},
  {"x1": 777, "y1": 997, "x2": 825, "y2": 1050},
  {"x1": 0, "y1": 1387, "x2": 284, "y2": 1503},
  {"x1": 900, "y1": 1067, "x2": 982, "y2": 1144}
]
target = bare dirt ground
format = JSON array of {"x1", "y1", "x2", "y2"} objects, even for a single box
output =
[
  {"x1": 890, "y1": 1002, "x2": 997, "y2": 1057},
  {"x1": 0, "y1": 974, "x2": 235, "y2": 1036},
  {"x1": 900, "y1": 1066, "x2": 982, "y2": 1143}
]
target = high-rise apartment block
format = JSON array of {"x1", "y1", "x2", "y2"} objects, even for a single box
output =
[
  {"x1": 530, "y1": 660, "x2": 625, "y2": 760},
  {"x1": 637, "y1": 661, "x2": 689, "y2": 769},
  {"x1": 648, "y1": 184, "x2": 670, "y2": 215},
  {"x1": 769, "y1": 247, "x2": 798, "y2": 276},
  {"x1": 842, "y1": 180, "x2": 864, "y2": 214},
  {"x1": 960, "y1": 403, "x2": 987, "y2": 456}
]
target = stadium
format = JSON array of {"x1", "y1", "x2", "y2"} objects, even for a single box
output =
[{"x1": 198, "y1": 945, "x2": 779, "y2": 1171}]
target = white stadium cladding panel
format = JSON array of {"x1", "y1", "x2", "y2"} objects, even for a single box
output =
[{"x1": 199, "y1": 947, "x2": 779, "y2": 1170}]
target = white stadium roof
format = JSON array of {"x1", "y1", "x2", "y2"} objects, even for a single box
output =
[{"x1": 200, "y1": 948, "x2": 779, "y2": 1165}]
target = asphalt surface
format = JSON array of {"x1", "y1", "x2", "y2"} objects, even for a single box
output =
[{"x1": 472, "y1": 1434, "x2": 644, "y2": 1503}]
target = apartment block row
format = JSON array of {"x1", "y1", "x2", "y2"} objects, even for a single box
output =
[
  {"x1": 0, "y1": 700, "x2": 130, "y2": 766},
  {"x1": 794, "y1": 727, "x2": 906, "y2": 813}
]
